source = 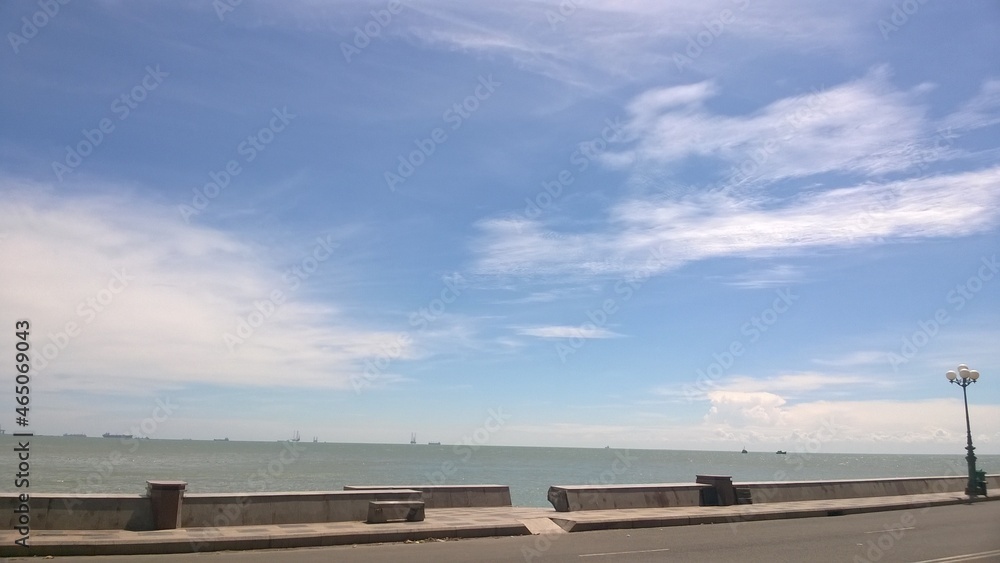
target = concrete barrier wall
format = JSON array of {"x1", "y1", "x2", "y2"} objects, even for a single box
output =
[
  {"x1": 736, "y1": 475, "x2": 1000, "y2": 504},
  {"x1": 547, "y1": 483, "x2": 711, "y2": 512},
  {"x1": 546, "y1": 474, "x2": 1000, "y2": 511},
  {"x1": 0, "y1": 489, "x2": 421, "y2": 530},
  {"x1": 181, "y1": 489, "x2": 421, "y2": 527},
  {"x1": 343, "y1": 485, "x2": 512, "y2": 508},
  {"x1": 0, "y1": 494, "x2": 153, "y2": 531},
  {"x1": 4, "y1": 474, "x2": 997, "y2": 529}
]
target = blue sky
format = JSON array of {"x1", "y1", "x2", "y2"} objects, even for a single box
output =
[{"x1": 2, "y1": 0, "x2": 998, "y2": 454}]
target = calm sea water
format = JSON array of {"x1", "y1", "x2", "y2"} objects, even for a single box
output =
[{"x1": 3, "y1": 436, "x2": 997, "y2": 507}]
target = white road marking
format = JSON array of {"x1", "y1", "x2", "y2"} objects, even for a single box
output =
[
  {"x1": 864, "y1": 526, "x2": 915, "y2": 534},
  {"x1": 580, "y1": 548, "x2": 671, "y2": 557},
  {"x1": 909, "y1": 549, "x2": 1000, "y2": 562}
]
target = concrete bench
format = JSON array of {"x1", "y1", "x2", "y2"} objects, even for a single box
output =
[
  {"x1": 344, "y1": 485, "x2": 512, "y2": 508},
  {"x1": 366, "y1": 500, "x2": 425, "y2": 523}
]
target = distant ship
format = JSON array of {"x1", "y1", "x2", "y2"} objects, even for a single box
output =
[
  {"x1": 312, "y1": 436, "x2": 318, "y2": 443},
  {"x1": 213, "y1": 437, "x2": 229, "y2": 441},
  {"x1": 290, "y1": 431, "x2": 301, "y2": 442},
  {"x1": 103, "y1": 433, "x2": 133, "y2": 439},
  {"x1": 63, "y1": 433, "x2": 87, "y2": 437},
  {"x1": 775, "y1": 450, "x2": 787, "y2": 455},
  {"x1": 410, "y1": 433, "x2": 417, "y2": 444},
  {"x1": 741, "y1": 447, "x2": 748, "y2": 454},
  {"x1": 428, "y1": 441, "x2": 441, "y2": 446}
]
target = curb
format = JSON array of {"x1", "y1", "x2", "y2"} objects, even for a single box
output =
[
  {"x1": 552, "y1": 495, "x2": 992, "y2": 533},
  {"x1": 0, "y1": 523, "x2": 533, "y2": 557}
]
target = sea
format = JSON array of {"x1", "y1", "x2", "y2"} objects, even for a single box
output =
[{"x1": 2, "y1": 435, "x2": 997, "y2": 507}]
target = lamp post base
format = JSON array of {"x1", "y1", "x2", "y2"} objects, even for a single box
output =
[{"x1": 965, "y1": 448, "x2": 978, "y2": 499}]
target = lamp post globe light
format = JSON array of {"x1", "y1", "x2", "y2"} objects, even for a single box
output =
[{"x1": 945, "y1": 364, "x2": 981, "y2": 498}]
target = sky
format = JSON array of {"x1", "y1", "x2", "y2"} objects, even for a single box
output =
[{"x1": 1, "y1": 0, "x2": 999, "y2": 455}]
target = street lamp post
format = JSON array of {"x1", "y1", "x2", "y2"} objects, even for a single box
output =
[{"x1": 945, "y1": 364, "x2": 980, "y2": 499}]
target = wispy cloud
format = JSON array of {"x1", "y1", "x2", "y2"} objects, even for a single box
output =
[
  {"x1": 812, "y1": 351, "x2": 887, "y2": 368},
  {"x1": 201, "y1": 0, "x2": 879, "y2": 92},
  {"x1": 401, "y1": 0, "x2": 876, "y2": 88},
  {"x1": 0, "y1": 182, "x2": 414, "y2": 394},
  {"x1": 667, "y1": 372, "x2": 997, "y2": 447},
  {"x1": 941, "y1": 79, "x2": 1000, "y2": 132},
  {"x1": 470, "y1": 71, "x2": 1000, "y2": 284},
  {"x1": 491, "y1": 285, "x2": 599, "y2": 304},
  {"x1": 654, "y1": 372, "x2": 872, "y2": 403},
  {"x1": 472, "y1": 166, "x2": 1000, "y2": 278},
  {"x1": 605, "y1": 68, "x2": 951, "y2": 183},
  {"x1": 717, "y1": 264, "x2": 805, "y2": 289},
  {"x1": 516, "y1": 325, "x2": 622, "y2": 339},
  {"x1": 502, "y1": 399, "x2": 1000, "y2": 452},
  {"x1": 715, "y1": 373, "x2": 871, "y2": 394}
]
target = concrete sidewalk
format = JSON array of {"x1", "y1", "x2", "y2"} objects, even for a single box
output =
[{"x1": 0, "y1": 492, "x2": 993, "y2": 557}]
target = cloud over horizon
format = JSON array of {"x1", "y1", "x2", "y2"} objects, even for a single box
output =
[{"x1": 0, "y1": 184, "x2": 414, "y2": 394}]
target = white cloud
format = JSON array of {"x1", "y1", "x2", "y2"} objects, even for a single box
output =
[
  {"x1": 473, "y1": 166, "x2": 1000, "y2": 278},
  {"x1": 203, "y1": 0, "x2": 879, "y2": 91},
  {"x1": 503, "y1": 398, "x2": 1000, "y2": 454},
  {"x1": 405, "y1": 1, "x2": 875, "y2": 86},
  {"x1": 715, "y1": 373, "x2": 871, "y2": 394},
  {"x1": 705, "y1": 390, "x2": 788, "y2": 426},
  {"x1": 691, "y1": 375, "x2": 1000, "y2": 450},
  {"x1": 719, "y1": 264, "x2": 804, "y2": 289},
  {"x1": 516, "y1": 325, "x2": 622, "y2": 339},
  {"x1": 941, "y1": 79, "x2": 1000, "y2": 132},
  {"x1": 812, "y1": 351, "x2": 888, "y2": 368},
  {"x1": 625, "y1": 80, "x2": 717, "y2": 120},
  {"x1": 606, "y1": 68, "x2": 943, "y2": 183},
  {"x1": 492, "y1": 285, "x2": 599, "y2": 304},
  {"x1": 470, "y1": 72, "x2": 1000, "y2": 283},
  {"x1": 772, "y1": 399, "x2": 1000, "y2": 447},
  {"x1": 0, "y1": 183, "x2": 414, "y2": 394}
]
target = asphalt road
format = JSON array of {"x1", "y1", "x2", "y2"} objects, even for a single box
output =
[{"x1": 11, "y1": 502, "x2": 1000, "y2": 563}]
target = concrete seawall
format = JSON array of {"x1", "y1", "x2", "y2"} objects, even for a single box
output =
[
  {"x1": 547, "y1": 483, "x2": 710, "y2": 512},
  {"x1": 0, "y1": 485, "x2": 500, "y2": 531},
  {"x1": 547, "y1": 474, "x2": 1000, "y2": 512},
  {"x1": 2, "y1": 475, "x2": 996, "y2": 529},
  {"x1": 181, "y1": 489, "x2": 422, "y2": 528},
  {"x1": 738, "y1": 475, "x2": 1000, "y2": 504},
  {"x1": 5, "y1": 494, "x2": 153, "y2": 531},
  {"x1": 1, "y1": 490, "x2": 424, "y2": 531}
]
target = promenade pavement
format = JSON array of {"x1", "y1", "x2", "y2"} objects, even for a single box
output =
[{"x1": 0, "y1": 491, "x2": 994, "y2": 557}]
